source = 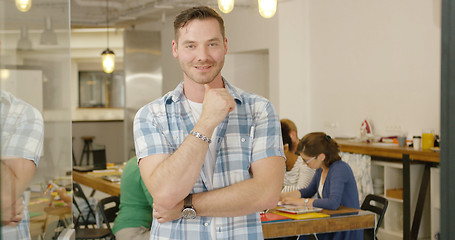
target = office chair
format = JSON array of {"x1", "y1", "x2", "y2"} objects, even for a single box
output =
[
  {"x1": 361, "y1": 194, "x2": 389, "y2": 240},
  {"x1": 75, "y1": 195, "x2": 119, "y2": 240},
  {"x1": 97, "y1": 196, "x2": 120, "y2": 237},
  {"x1": 73, "y1": 183, "x2": 98, "y2": 228}
]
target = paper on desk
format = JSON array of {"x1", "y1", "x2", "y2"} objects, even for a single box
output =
[{"x1": 88, "y1": 169, "x2": 121, "y2": 176}]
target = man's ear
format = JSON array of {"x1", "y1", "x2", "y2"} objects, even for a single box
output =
[{"x1": 172, "y1": 40, "x2": 178, "y2": 58}]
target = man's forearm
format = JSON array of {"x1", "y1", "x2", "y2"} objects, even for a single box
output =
[
  {"x1": 1, "y1": 159, "x2": 35, "y2": 207},
  {"x1": 192, "y1": 156, "x2": 284, "y2": 217},
  {"x1": 140, "y1": 132, "x2": 213, "y2": 208},
  {"x1": 1, "y1": 158, "x2": 36, "y2": 223}
]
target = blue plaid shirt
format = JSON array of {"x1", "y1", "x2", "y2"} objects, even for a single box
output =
[
  {"x1": 134, "y1": 80, "x2": 283, "y2": 240},
  {"x1": 1, "y1": 90, "x2": 44, "y2": 240}
]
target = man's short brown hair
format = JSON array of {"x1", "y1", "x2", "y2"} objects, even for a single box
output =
[{"x1": 174, "y1": 6, "x2": 226, "y2": 41}]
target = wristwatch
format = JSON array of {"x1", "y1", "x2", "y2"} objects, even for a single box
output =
[{"x1": 182, "y1": 194, "x2": 197, "y2": 219}]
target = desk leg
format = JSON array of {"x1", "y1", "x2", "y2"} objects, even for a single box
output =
[
  {"x1": 403, "y1": 154, "x2": 410, "y2": 240},
  {"x1": 410, "y1": 163, "x2": 431, "y2": 240}
]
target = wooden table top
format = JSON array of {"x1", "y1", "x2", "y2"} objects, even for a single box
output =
[
  {"x1": 336, "y1": 139, "x2": 440, "y2": 163},
  {"x1": 262, "y1": 206, "x2": 375, "y2": 238},
  {"x1": 72, "y1": 170, "x2": 121, "y2": 196}
]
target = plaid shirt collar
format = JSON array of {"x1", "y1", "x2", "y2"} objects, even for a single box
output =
[{"x1": 165, "y1": 77, "x2": 243, "y2": 104}]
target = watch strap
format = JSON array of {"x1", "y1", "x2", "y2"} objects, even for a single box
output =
[{"x1": 184, "y1": 194, "x2": 193, "y2": 208}]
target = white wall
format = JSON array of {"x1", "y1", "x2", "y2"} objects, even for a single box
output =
[
  {"x1": 144, "y1": 0, "x2": 442, "y2": 140},
  {"x1": 305, "y1": 0, "x2": 441, "y2": 138}
]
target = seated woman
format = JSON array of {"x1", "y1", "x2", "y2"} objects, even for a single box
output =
[
  {"x1": 280, "y1": 119, "x2": 315, "y2": 192},
  {"x1": 280, "y1": 132, "x2": 362, "y2": 240}
]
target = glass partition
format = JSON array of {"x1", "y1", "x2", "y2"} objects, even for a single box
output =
[{"x1": 0, "y1": 0, "x2": 72, "y2": 239}]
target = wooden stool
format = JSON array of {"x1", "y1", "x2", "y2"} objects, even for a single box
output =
[{"x1": 79, "y1": 136, "x2": 95, "y2": 166}]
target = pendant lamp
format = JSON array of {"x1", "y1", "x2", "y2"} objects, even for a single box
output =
[
  {"x1": 101, "y1": 0, "x2": 115, "y2": 73},
  {"x1": 16, "y1": 0, "x2": 32, "y2": 12},
  {"x1": 258, "y1": 0, "x2": 277, "y2": 18},
  {"x1": 218, "y1": 0, "x2": 234, "y2": 14},
  {"x1": 40, "y1": 16, "x2": 58, "y2": 45}
]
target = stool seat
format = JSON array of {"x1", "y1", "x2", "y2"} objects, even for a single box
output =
[{"x1": 81, "y1": 136, "x2": 95, "y2": 141}]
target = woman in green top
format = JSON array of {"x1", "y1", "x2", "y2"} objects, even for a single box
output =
[{"x1": 113, "y1": 157, "x2": 153, "y2": 240}]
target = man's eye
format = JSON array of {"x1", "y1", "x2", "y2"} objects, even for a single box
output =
[{"x1": 186, "y1": 44, "x2": 195, "y2": 49}]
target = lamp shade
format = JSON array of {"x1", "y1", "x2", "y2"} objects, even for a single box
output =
[
  {"x1": 17, "y1": 26, "x2": 32, "y2": 51},
  {"x1": 101, "y1": 48, "x2": 115, "y2": 73},
  {"x1": 258, "y1": 0, "x2": 277, "y2": 18},
  {"x1": 40, "y1": 16, "x2": 58, "y2": 45},
  {"x1": 16, "y1": 0, "x2": 32, "y2": 12},
  {"x1": 218, "y1": 0, "x2": 234, "y2": 14}
]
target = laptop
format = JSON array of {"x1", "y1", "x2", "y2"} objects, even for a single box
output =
[{"x1": 73, "y1": 147, "x2": 107, "y2": 172}]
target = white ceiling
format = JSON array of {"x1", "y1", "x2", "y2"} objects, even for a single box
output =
[
  {"x1": 1, "y1": 0, "x2": 256, "y2": 31},
  {"x1": 71, "y1": 0, "x2": 255, "y2": 28}
]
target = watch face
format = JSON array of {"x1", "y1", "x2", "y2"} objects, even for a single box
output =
[{"x1": 182, "y1": 208, "x2": 197, "y2": 219}]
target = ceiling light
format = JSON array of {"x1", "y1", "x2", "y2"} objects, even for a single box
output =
[
  {"x1": 102, "y1": 49, "x2": 115, "y2": 74},
  {"x1": 218, "y1": 0, "x2": 234, "y2": 14},
  {"x1": 15, "y1": 0, "x2": 32, "y2": 12},
  {"x1": 101, "y1": 0, "x2": 115, "y2": 73},
  {"x1": 17, "y1": 26, "x2": 32, "y2": 51},
  {"x1": 0, "y1": 69, "x2": 11, "y2": 80},
  {"x1": 40, "y1": 16, "x2": 58, "y2": 45},
  {"x1": 258, "y1": 0, "x2": 277, "y2": 18}
]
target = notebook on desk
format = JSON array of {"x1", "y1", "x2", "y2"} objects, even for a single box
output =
[
  {"x1": 102, "y1": 175, "x2": 121, "y2": 182},
  {"x1": 275, "y1": 203, "x2": 323, "y2": 214}
]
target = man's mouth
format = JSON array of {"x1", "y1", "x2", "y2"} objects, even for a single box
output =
[{"x1": 194, "y1": 65, "x2": 211, "y2": 70}]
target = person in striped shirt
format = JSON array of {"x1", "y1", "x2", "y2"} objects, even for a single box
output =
[{"x1": 280, "y1": 119, "x2": 315, "y2": 193}]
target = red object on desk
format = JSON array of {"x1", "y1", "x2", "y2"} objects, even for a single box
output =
[{"x1": 260, "y1": 212, "x2": 291, "y2": 222}]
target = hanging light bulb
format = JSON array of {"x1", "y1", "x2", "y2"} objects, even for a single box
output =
[
  {"x1": 258, "y1": 0, "x2": 277, "y2": 18},
  {"x1": 101, "y1": 0, "x2": 115, "y2": 73},
  {"x1": 15, "y1": 0, "x2": 32, "y2": 12},
  {"x1": 40, "y1": 16, "x2": 58, "y2": 45},
  {"x1": 102, "y1": 49, "x2": 115, "y2": 74},
  {"x1": 1, "y1": 69, "x2": 11, "y2": 80},
  {"x1": 218, "y1": 0, "x2": 234, "y2": 14}
]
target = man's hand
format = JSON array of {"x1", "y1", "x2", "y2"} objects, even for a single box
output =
[
  {"x1": 152, "y1": 200, "x2": 184, "y2": 223},
  {"x1": 198, "y1": 84, "x2": 236, "y2": 130},
  {"x1": 1, "y1": 196, "x2": 25, "y2": 227}
]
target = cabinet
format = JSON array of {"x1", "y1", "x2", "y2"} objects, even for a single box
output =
[{"x1": 371, "y1": 160, "x2": 431, "y2": 240}]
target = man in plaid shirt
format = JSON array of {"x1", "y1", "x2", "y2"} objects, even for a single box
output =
[
  {"x1": 1, "y1": 90, "x2": 44, "y2": 240},
  {"x1": 134, "y1": 6, "x2": 285, "y2": 240}
]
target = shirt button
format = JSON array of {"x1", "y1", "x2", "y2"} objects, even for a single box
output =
[
  {"x1": 241, "y1": 138, "x2": 246, "y2": 142},
  {"x1": 204, "y1": 222, "x2": 209, "y2": 227}
]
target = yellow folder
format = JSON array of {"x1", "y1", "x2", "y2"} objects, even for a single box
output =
[{"x1": 272, "y1": 211, "x2": 330, "y2": 220}]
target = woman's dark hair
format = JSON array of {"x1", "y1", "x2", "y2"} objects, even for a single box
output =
[
  {"x1": 296, "y1": 132, "x2": 341, "y2": 167},
  {"x1": 280, "y1": 121, "x2": 293, "y2": 149}
]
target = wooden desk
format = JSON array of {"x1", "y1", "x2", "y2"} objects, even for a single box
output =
[
  {"x1": 74, "y1": 170, "x2": 374, "y2": 238},
  {"x1": 336, "y1": 139, "x2": 440, "y2": 240},
  {"x1": 337, "y1": 140, "x2": 440, "y2": 163},
  {"x1": 72, "y1": 171, "x2": 121, "y2": 196},
  {"x1": 262, "y1": 207, "x2": 375, "y2": 238}
]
